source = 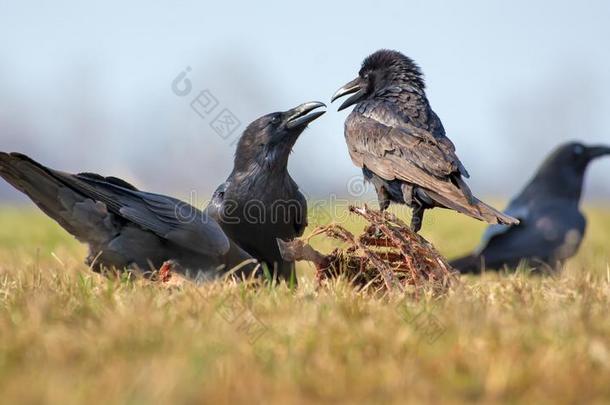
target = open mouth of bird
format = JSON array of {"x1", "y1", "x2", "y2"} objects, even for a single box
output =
[
  {"x1": 331, "y1": 77, "x2": 367, "y2": 111},
  {"x1": 285, "y1": 101, "x2": 326, "y2": 129}
]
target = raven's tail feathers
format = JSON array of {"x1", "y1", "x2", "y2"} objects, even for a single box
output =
[
  {"x1": 425, "y1": 186, "x2": 519, "y2": 227},
  {"x1": 0, "y1": 152, "x2": 115, "y2": 243},
  {"x1": 449, "y1": 254, "x2": 484, "y2": 274},
  {"x1": 0, "y1": 152, "x2": 70, "y2": 220}
]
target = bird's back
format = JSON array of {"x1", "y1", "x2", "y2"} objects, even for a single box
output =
[{"x1": 476, "y1": 198, "x2": 586, "y2": 270}]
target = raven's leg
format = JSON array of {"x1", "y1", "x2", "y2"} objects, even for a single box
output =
[
  {"x1": 369, "y1": 183, "x2": 390, "y2": 238},
  {"x1": 411, "y1": 205, "x2": 425, "y2": 233},
  {"x1": 401, "y1": 183, "x2": 425, "y2": 232},
  {"x1": 374, "y1": 184, "x2": 391, "y2": 211},
  {"x1": 364, "y1": 170, "x2": 390, "y2": 211}
]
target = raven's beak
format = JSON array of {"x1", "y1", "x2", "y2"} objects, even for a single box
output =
[
  {"x1": 285, "y1": 101, "x2": 326, "y2": 129},
  {"x1": 331, "y1": 77, "x2": 367, "y2": 111},
  {"x1": 587, "y1": 145, "x2": 610, "y2": 160}
]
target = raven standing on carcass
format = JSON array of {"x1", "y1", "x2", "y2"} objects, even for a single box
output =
[{"x1": 331, "y1": 49, "x2": 518, "y2": 232}]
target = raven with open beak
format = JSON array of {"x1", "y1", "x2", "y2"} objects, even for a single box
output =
[
  {"x1": 206, "y1": 101, "x2": 326, "y2": 282},
  {"x1": 331, "y1": 49, "x2": 518, "y2": 232},
  {"x1": 331, "y1": 76, "x2": 369, "y2": 112}
]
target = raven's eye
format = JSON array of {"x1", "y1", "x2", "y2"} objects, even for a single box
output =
[
  {"x1": 573, "y1": 145, "x2": 584, "y2": 155},
  {"x1": 363, "y1": 72, "x2": 370, "y2": 80},
  {"x1": 271, "y1": 115, "x2": 281, "y2": 125}
]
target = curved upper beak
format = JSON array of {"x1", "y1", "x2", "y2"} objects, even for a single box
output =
[
  {"x1": 586, "y1": 145, "x2": 610, "y2": 160},
  {"x1": 331, "y1": 77, "x2": 367, "y2": 111},
  {"x1": 285, "y1": 101, "x2": 326, "y2": 129}
]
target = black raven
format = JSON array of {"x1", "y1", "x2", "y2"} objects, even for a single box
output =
[
  {"x1": 0, "y1": 102, "x2": 325, "y2": 281},
  {"x1": 0, "y1": 152, "x2": 254, "y2": 280},
  {"x1": 206, "y1": 101, "x2": 326, "y2": 281},
  {"x1": 451, "y1": 142, "x2": 610, "y2": 273},
  {"x1": 331, "y1": 49, "x2": 518, "y2": 232}
]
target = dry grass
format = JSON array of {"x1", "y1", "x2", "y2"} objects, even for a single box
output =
[{"x1": 1, "y1": 204, "x2": 610, "y2": 404}]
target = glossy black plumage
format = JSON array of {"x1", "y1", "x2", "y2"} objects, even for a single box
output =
[
  {"x1": 0, "y1": 152, "x2": 253, "y2": 280},
  {"x1": 332, "y1": 49, "x2": 518, "y2": 232},
  {"x1": 451, "y1": 142, "x2": 610, "y2": 273},
  {"x1": 206, "y1": 101, "x2": 326, "y2": 281},
  {"x1": 0, "y1": 102, "x2": 326, "y2": 282}
]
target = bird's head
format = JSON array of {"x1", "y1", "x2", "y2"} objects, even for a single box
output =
[
  {"x1": 233, "y1": 101, "x2": 326, "y2": 171},
  {"x1": 527, "y1": 142, "x2": 610, "y2": 200},
  {"x1": 541, "y1": 142, "x2": 610, "y2": 174},
  {"x1": 331, "y1": 49, "x2": 425, "y2": 111}
]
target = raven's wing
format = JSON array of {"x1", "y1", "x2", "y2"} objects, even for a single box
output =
[
  {"x1": 0, "y1": 153, "x2": 119, "y2": 246},
  {"x1": 345, "y1": 113, "x2": 517, "y2": 225},
  {"x1": 74, "y1": 174, "x2": 230, "y2": 256},
  {"x1": 345, "y1": 113, "x2": 465, "y2": 185},
  {"x1": 476, "y1": 203, "x2": 585, "y2": 267},
  {"x1": 4, "y1": 153, "x2": 230, "y2": 257},
  {"x1": 476, "y1": 201, "x2": 530, "y2": 253},
  {"x1": 293, "y1": 189, "x2": 308, "y2": 237},
  {"x1": 358, "y1": 100, "x2": 470, "y2": 178}
]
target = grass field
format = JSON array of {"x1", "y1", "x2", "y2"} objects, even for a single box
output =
[{"x1": 1, "y1": 204, "x2": 610, "y2": 404}]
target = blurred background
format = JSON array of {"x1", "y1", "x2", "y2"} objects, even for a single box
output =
[{"x1": 1, "y1": 0, "x2": 609, "y2": 205}]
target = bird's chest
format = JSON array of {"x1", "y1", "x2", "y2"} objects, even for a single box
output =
[
  {"x1": 221, "y1": 175, "x2": 301, "y2": 226},
  {"x1": 219, "y1": 179, "x2": 302, "y2": 259}
]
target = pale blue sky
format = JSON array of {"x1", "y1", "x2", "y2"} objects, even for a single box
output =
[{"x1": 1, "y1": 0, "x2": 609, "y2": 202}]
